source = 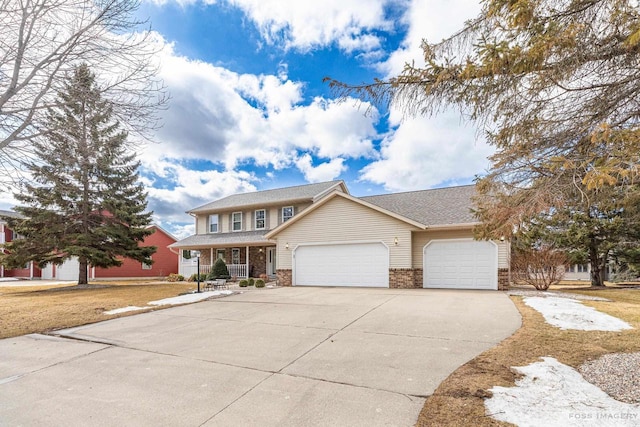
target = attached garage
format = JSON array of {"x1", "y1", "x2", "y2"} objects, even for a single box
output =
[
  {"x1": 424, "y1": 239, "x2": 497, "y2": 290},
  {"x1": 293, "y1": 242, "x2": 389, "y2": 287}
]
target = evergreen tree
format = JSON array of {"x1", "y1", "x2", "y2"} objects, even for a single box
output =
[{"x1": 1, "y1": 64, "x2": 155, "y2": 286}]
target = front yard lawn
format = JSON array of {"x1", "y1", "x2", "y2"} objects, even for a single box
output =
[
  {"x1": 0, "y1": 281, "x2": 197, "y2": 339},
  {"x1": 416, "y1": 286, "x2": 640, "y2": 426}
]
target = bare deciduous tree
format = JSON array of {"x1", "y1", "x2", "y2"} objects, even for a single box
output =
[
  {"x1": 511, "y1": 246, "x2": 567, "y2": 291},
  {"x1": 0, "y1": 0, "x2": 166, "y2": 187}
]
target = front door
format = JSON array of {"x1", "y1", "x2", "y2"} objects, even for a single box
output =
[{"x1": 267, "y1": 247, "x2": 276, "y2": 276}]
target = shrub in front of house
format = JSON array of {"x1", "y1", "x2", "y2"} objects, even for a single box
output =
[
  {"x1": 167, "y1": 273, "x2": 184, "y2": 282},
  {"x1": 255, "y1": 279, "x2": 265, "y2": 288},
  {"x1": 239, "y1": 279, "x2": 249, "y2": 287},
  {"x1": 187, "y1": 273, "x2": 206, "y2": 282},
  {"x1": 208, "y1": 258, "x2": 231, "y2": 280},
  {"x1": 248, "y1": 278, "x2": 255, "y2": 286}
]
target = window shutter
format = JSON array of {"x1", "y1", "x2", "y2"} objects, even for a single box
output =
[
  {"x1": 277, "y1": 208, "x2": 282, "y2": 225},
  {"x1": 251, "y1": 211, "x2": 255, "y2": 230},
  {"x1": 228, "y1": 213, "x2": 232, "y2": 232},
  {"x1": 265, "y1": 210, "x2": 269, "y2": 229}
]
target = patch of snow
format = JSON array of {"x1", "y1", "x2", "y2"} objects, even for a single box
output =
[
  {"x1": 104, "y1": 306, "x2": 147, "y2": 315},
  {"x1": 523, "y1": 296, "x2": 632, "y2": 331},
  {"x1": 148, "y1": 290, "x2": 233, "y2": 306},
  {"x1": 485, "y1": 357, "x2": 640, "y2": 427}
]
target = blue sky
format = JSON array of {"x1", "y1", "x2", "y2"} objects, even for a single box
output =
[{"x1": 2, "y1": 0, "x2": 492, "y2": 238}]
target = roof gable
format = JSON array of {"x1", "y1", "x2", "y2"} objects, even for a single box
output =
[
  {"x1": 265, "y1": 190, "x2": 425, "y2": 238},
  {"x1": 188, "y1": 180, "x2": 347, "y2": 214}
]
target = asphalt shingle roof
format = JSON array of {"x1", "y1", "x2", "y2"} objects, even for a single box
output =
[
  {"x1": 169, "y1": 231, "x2": 272, "y2": 248},
  {"x1": 360, "y1": 185, "x2": 477, "y2": 227},
  {"x1": 0, "y1": 210, "x2": 22, "y2": 220},
  {"x1": 189, "y1": 180, "x2": 344, "y2": 213}
]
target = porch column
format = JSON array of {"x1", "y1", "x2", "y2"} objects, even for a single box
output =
[
  {"x1": 246, "y1": 246, "x2": 249, "y2": 278},
  {"x1": 210, "y1": 248, "x2": 213, "y2": 267}
]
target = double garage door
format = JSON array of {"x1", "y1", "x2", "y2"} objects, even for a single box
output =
[
  {"x1": 424, "y1": 240, "x2": 497, "y2": 290},
  {"x1": 294, "y1": 242, "x2": 389, "y2": 287},
  {"x1": 292, "y1": 239, "x2": 497, "y2": 290}
]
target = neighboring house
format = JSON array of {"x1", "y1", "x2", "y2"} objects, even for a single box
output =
[
  {"x1": 40, "y1": 225, "x2": 178, "y2": 281},
  {"x1": 0, "y1": 210, "x2": 41, "y2": 279},
  {"x1": 170, "y1": 181, "x2": 510, "y2": 290}
]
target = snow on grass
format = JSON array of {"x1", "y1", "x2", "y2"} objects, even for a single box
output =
[
  {"x1": 485, "y1": 357, "x2": 640, "y2": 427},
  {"x1": 103, "y1": 290, "x2": 234, "y2": 314},
  {"x1": 148, "y1": 290, "x2": 233, "y2": 306},
  {"x1": 523, "y1": 296, "x2": 632, "y2": 331},
  {"x1": 104, "y1": 306, "x2": 147, "y2": 315}
]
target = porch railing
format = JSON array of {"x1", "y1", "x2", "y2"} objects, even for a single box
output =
[
  {"x1": 227, "y1": 264, "x2": 247, "y2": 279},
  {"x1": 178, "y1": 263, "x2": 248, "y2": 279}
]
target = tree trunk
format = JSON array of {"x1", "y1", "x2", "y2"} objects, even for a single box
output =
[
  {"x1": 78, "y1": 256, "x2": 88, "y2": 286},
  {"x1": 589, "y1": 238, "x2": 604, "y2": 287}
]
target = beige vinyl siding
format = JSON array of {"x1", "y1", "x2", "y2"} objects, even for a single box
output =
[
  {"x1": 269, "y1": 208, "x2": 278, "y2": 229},
  {"x1": 274, "y1": 196, "x2": 419, "y2": 270},
  {"x1": 196, "y1": 215, "x2": 207, "y2": 235},
  {"x1": 497, "y1": 239, "x2": 510, "y2": 269},
  {"x1": 412, "y1": 229, "x2": 509, "y2": 269}
]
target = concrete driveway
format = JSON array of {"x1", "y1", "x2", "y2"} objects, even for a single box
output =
[{"x1": 0, "y1": 287, "x2": 520, "y2": 426}]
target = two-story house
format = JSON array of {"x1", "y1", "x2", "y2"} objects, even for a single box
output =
[
  {"x1": 171, "y1": 181, "x2": 512, "y2": 290},
  {"x1": 171, "y1": 181, "x2": 348, "y2": 279}
]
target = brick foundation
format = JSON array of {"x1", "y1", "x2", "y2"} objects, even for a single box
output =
[
  {"x1": 414, "y1": 268, "x2": 423, "y2": 288},
  {"x1": 277, "y1": 269, "x2": 292, "y2": 286},
  {"x1": 389, "y1": 268, "x2": 421, "y2": 289},
  {"x1": 498, "y1": 268, "x2": 510, "y2": 290}
]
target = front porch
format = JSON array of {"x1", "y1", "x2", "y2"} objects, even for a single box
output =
[{"x1": 178, "y1": 245, "x2": 277, "y2": 279}]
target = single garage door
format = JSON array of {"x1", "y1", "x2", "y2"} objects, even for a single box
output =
[
  {"x1": 424, "y1": 240, "x2": 497, "y2": 290},
  {"x1": 294, "y1": 242, "x2": 389, "y2": 287},
  {"x1": 56, "y1": 258, "x2": 80, "y2": 281}
]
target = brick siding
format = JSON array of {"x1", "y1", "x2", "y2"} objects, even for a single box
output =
[
  {"x1": 389, "y1": 268, "x2": 420, "y2": 289},
  {"x1": 498, "y1": 268, "x2": 510, "y2": 290}
]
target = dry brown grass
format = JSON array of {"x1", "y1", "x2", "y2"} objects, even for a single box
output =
[
  {"x1": 416, "y1": 288, "x2": 640, "y2": 426},
  {"x1": 0, "y1": 281, "x2": 197, "y2": 339}
]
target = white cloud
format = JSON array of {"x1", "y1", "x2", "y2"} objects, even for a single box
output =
[
  {"x1": 146, "y1": 0, "x2": 394, "y2": 53},
  {"x1": 378, "y1": 0, "x2": 482, "y2": 77},
  {"x1": 149, "y1": 43, "x2": 380, "y2": 173},
  {"x1": 295, "y1": 154, "x2": 347, "y2": 183},
  {"x1": 224, "y1": 0, "x2": 393, "y2": 53},
  {"x1": 139, "y1": 158, "x2": 258, "y2": 223},
  {"x1": 360, "y1": 112, "x2": 493, "y2": 191}
]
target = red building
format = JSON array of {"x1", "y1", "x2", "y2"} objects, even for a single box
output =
[
  {"x1": 1, "y1": 213, "x2": 178, "y2": 281},
  {"x1": 0, "y1": 210, "x2": 41, "y2": 279},
  {"x1": 91, "y1": 225, "x2": 178, "y2": 279}
]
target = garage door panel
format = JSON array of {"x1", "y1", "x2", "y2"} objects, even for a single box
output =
[
  {"x1": 424, "y1": 240, "x2": 497, "y2": 290},
  {"x1": 294, "y1": 243, "x2": 388, "y2": 287}
]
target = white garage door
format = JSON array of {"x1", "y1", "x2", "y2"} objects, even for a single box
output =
[
  {"x1": 294, "y1": 242, "x2": 389, "y2": 287},
  {"x1": 424, "y1": 240, "x2": 497, "y2": 290},
  {"x1": 56, "y1": 258, "x2": 80, "y2": 281}
]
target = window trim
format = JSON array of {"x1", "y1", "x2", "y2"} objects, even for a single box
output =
[
  {"x1": 216, "y1": 249, "x2": 225, "y2": 261},
  {"x1": 209, "y1": 214, "x2": 219, "y2": 233},
  {"x1": 255, "y1": 209, "x2": 266, "y2": 230},
  {"x1": 232, "y1": 212, "x2": 242, "y2": 232},
  {"x1": 142, "y1": 256, "x2": 152, "y2": 270},
  {"x1": 282, "y1": 206, "x2": 294, "y2": 222}
]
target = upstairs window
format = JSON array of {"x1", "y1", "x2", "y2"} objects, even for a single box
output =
[
  {"x1": 232, "y1": 212, "x2": 242, "y2": 231},
  {"x1": 282, "y1": 206, "x2": 294, "y2": 222},
  {"x1": 255, "y1": 209, "x2": 266, "y2": 230},
  {"x1": 209, "y1": 214, "x2": 219, "y2": 233}
]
